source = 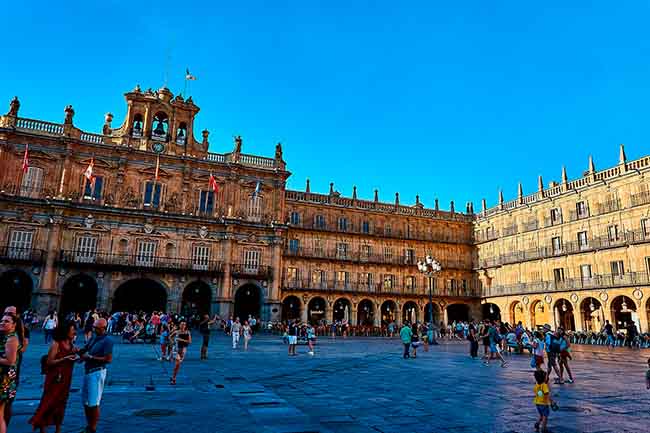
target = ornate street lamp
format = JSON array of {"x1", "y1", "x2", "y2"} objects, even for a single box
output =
[
  {"x1": 417, "y1": 255, "x2": 442, "y2": 327},
  {"x1": 562, "y1": 300, "x2": 568, "y2": 312}
]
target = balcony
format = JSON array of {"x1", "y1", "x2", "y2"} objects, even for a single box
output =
[
  {"x1": 484, "y1": 271, "x2": 650, "y2": 297},
  {"x1": 0, "y1": 246, "x2": 46, "y2": 264},
  {"x1": 284, "y1": 247, "x2": 470, "y2": 270},
  {"x1": 287, "y1": 221, "x2": 472, "y2": 245},
  {"x1": 630, "y1": 191, "x2": 650, "y2": 207},
  {"x1": 58, "y1": 250, "x2": 224, "y2": 274},
  {"x1": 477, "y1": 228, "x2": 650, "y2": 269},
  {"x1": 282, "y1": 278, "x2": 481, "y2": 298},
  {"x1": 231, "y1": 264, "x2": 272, "y2": 279}
]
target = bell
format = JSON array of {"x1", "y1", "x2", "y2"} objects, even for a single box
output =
[
  {"x1": 177, "y1": 128, "x2": 185, "y2": 138},
  {"x1": 133, "y1": 121, "x2": 142, "y2": 133},
  {"x1": 153, "y1": 121, "x2": 165, "y2": 135}
]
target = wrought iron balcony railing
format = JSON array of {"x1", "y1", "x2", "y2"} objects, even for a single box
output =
[
  {"x1": 0, "y1": 246, "x2": 46, "y2": 263},
  {"x1": 58, "y1": 250, "x2": 224, "y2": 274},
  {"x1": 282, "y1": 278, "x2": 481, "y2": 298},
  {"x1": 283, "y1": 247, "x2": 470, "y2": 270},
  {"x1": 477, "y1": 228, "x2": 650, "y2": 269},
  {"x1": 484, "y1": 271, "x2": 650, "y2": 297},
  {"x1": 230, "y1": 264, "x2": 273, "y2": 279}
]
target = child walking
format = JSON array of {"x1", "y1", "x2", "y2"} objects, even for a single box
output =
[{"x1": 533, "y1": 370, "x2": 555, "y2": 433}]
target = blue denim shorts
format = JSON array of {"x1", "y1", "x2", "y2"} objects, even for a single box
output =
[{"x1": 536, "y1": 404, "x2": 550, "y2": 417}]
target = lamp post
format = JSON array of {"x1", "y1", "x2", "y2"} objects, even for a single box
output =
[{"x1": 417, "y1": 255, "x2": 442, "y2": 327}]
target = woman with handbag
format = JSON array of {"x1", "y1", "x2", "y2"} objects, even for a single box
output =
[
  {"x1": 0, "y1": 313, "x2": 20, "y2": 433},
  {"x1": 29, "y1": 321, "x2": 78, "y2": 433}
]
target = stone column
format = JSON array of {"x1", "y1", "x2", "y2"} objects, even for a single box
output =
[
  {"x1": 269, "y1": 237, "x2": 282, "y2": 302},
  {"x1": 222, "y1": 231, "x2": 233, "y2": 300},
  {"x1": 37, "y1": 216, "x2": 63, "y2": 315},
  {"x1": 301, "y1": 301, "x2": 308, "y2": 323},
  {"x1": 443, "y1": 306, "x2": 449, "y2": 327}
]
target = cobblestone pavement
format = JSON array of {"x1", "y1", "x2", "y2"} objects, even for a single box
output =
[{"x1": 9, "y1": 332, "x2": 650, "y2": 433}]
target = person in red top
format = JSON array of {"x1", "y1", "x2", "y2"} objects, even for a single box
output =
[{"x1": 150, "y1": 312, "x2": 161, "y2": 334}]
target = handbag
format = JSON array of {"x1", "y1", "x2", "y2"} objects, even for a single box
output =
[{"x1": 530, "y1": 357, "x2": 536, "y2": 369}]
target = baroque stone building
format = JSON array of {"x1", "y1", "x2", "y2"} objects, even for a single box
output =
[
  {"x1": 2, "y1": 86, "x2": 649, "y2": 332},
  {"x1": 476, "y1": 147, "x2": 650, "y2": 333},
  {"x1": 0, "y1": 86, "x2": 478, "y2": 324}
]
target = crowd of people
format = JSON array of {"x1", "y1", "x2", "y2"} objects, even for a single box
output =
[{"x1": 0, "y1": 308, "x2": 646, "y2": 433}]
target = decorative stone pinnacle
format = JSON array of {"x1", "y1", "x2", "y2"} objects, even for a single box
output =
[
  {"x1": 561, "y1": 166, "x2": 568, "y2": 184},
  {"x1": 450, "y1": 200, "x2": 455, "y2": 213},
  {"x1": 395, "y1": 192, "x2": 400, "y2": 206},
  {"x1": 434, "y1": 198, "x2": 439, "y2": 211},
  {"x1": 537, "y1": 175, "x2": 544, "y2": 192},
  {"x1": 588, "y1": 155, "x2": 595, "y2": 173},
  {"x1": 374, "y1": 189, "x2": 378, "y2": 202},
  {"x1": 517, "y1": 182, "x2": 523, "y2": 198},
  {"x1": 64, "y1": 105, "x2": 75, "y2": 125},
  {"x1": 305, "y1": 179, "x2": 310, "y2": 193},
  {"x1": 498, "y1": 190, "x2": 504, "y2": 204},
  {"x1": 352, "y1": 186, "x2": 357, "y2": 200},
  {"x1": 481, "y1": 198, "x2": 487, "y2": 212},
  {"x1": 329, "y1": 182, "x2": 334, "y2": 195},
  {"x1": 619, "y1": 143, "x2": 627, "y2": 164}
]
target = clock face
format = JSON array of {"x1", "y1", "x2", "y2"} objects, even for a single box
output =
[{"x1": 152, "y1": 142, "x2": 165, "y2": 154}]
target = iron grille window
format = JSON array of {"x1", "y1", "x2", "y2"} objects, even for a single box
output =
[
  {"x1": 362, "y1": 220, "x2": 370, "y2": 234},
  {"x1": 290, "y1": 211, "x2": 300, "y2": 225},
  {"x1": 314, "y1": 214, "x2": 326, "y2": 229},
  {"x1": 336, "y1": 243, "x2": 348, "y2": 259},
  {"x1": 248, "y1": 195, "x2": 262, "y2": 221},
  {"x1": 289, "y1": 239, "x2": 300, "y2": 253},
  {"x1": 577, "y1": 232, "x2": 588, "y2": 249},
  {"x1": 243, "y1": 250, "x2": 260, "y2": 272},
  {"x1": 192, "y1": 244, "x2": 210, "y2": 270},
  {"x1": 580, "y1": 264, "x2": 592, "y2": 279},
  {"x1": 338, "y1": 217, "x2": 348, "y2": 231},
  {"x1": 75, "y1": 236, "x2": 97, "y2": 263},
  {"x1": 610, "y1": 260, "x2": 625, "y2": 276},
  {"x1": 136, "y1": 240, "x2": 156, "y2": 267},
  {"x1": 8, "y1": 230, "x2": 33, "y2": 259}
]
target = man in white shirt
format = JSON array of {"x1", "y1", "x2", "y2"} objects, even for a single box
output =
[{"x1": 231, "y1": 318, "x2": 242, "y2": 349}]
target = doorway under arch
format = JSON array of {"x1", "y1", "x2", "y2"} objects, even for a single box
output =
[
  {"x1": 482, "y1": 303, "x2": 501, "y2": 321},
  {"x1": 610, "y1": 295, "x2": 637, "y2": 331},
  {"x1": 112, "y1": 278, "x2": 167, "y2": 313},
  {"x1": 282, "y1": 296, "x2": 301, "y2": 322},
  {"x1": 307, "y1": 297, "x2": 326, "y2": 324},
  {"x1": 510, "y1": 301, "x2": 526, "y2": 325},
  {"x1": 530, "y1": 300, "x2": 546, "y2": 329},
  {"x1": 332, "y1": 298, "x2": 351, "y2": 322},
  {"x1": 424, "y1": 302, "x2": 441, "y2": 324},
  {"x1": 402, "y1": 301, "x2": 418, "y2": 324},
  {"x1": 447, "y1": 303, "x2": 470, "y2": 323},
  {"x1": 234, "y1": 284, "x2": 262, "y2": 321},
  {"x1": 60, "y1": 274, "x2": 98, "y2": 315},
  {"x1": 553, "y1": 298, "x2": 575, "y2": 331},
  {"x1": 182, "y1": 280, "x2": 212, "y2": 317},
  {"x1": 0, "y1": 269, "x2": 32, "y2": 313},
  {"x1": 580, "y1": 297, "x2": 604, "y2": 332},
  {"x1": 357, "y1": 299, "x2": 374, "y2": 326},
  {"x1": 380, "y1": 300, "x2": 397, "y2": 325}
]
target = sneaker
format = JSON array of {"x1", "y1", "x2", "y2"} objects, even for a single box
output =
[
  {"x1": 534, "y1": 421, "x2": 540, "y2": 431},
  {"x1": 501, "y1": 362, "x2": 508, "y2": 368},
  {"x1": 566, "y1": 378, "x2": 574, "y2": 384},
  {"x1": 483, "y1": 361, "x2": 489, "y2": 366},
  {"x1": 308, "y1": 351, "x2": 314, "y2": 356}
]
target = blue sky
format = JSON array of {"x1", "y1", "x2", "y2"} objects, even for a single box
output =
[{"x1": 2, "y1": 1, "x2": 650, "y2": 210}]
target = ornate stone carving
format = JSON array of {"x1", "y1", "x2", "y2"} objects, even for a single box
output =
[
  {"x1": 144, "y1": 223, "x2": 154, "y2": 234},
  {"x1": 199, "y1": 226, "x2": 208, "y2": 239},
  {"x1": 7, "y1": 96, "x2": 19, "y2": 117},
  {"x1": 84, "y1": 214, "x2": 95, "y2": 229}
]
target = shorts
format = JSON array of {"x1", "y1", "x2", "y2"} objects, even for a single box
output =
[
  {"x1": 536, "y1": 404, "x2": 550, "y2": 417},
  {"x1": 82, "y1": 369, "x2": 107, "y2": 407},
  {"x1": 535, "y1": 355, "x2": 544, "y2": 367},
  {"x1": 202, "y1": 334, "x2": 210, "y2": 346},
  {"x1": 489, "y1": 343, "x2": 498, "y2": 353},
  {"x1": 607, "y1": 335, "x2": 615, "y2": 345},
  {"x1": 288, "y1": 336, "x2": 297, "y2": 344}
]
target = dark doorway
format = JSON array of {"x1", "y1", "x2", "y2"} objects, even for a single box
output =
[
  {"x1": 424, "y1": 302, "x2": 440, "y2": 324},
  {"x1": 60, "y1": 274, "x2": 98, "y2": 315},
  {"x1": 402, "y1": 301, "x2": 418, "y2": 324},
  {"x1": 380, "y1": 300, "x2": 397, "y2": 326},
  {"x1": 307, "y1": 297, "x2": 326, "y2": 324},
  {"x1": 282, "y1": 296, "x2": 301, "y2": 322},
  {"x1": 0, "y1": 270, "x2": 32, "y2": 313},
  {"x1": 447, "y1": 304, "x2": 470, "y2": 323},
  {"x1": 332, "y1": 298, "x2": 351, "y2": 322},
  {"x1": 182, "y1": 280, "x2": 212, "y2": 317},
  {"x1": 554, "y1": 299, "x2": 576, "y2": 331},
  {"x1": 357, "y1": 299, "x2": 374, "y2": 325},
  {"x1": 482, "y1": 303, "x2": 501, "y2": 321},
  {"x1": 112, "y1": 278, "x2": 167, "y2": 313},
  {"x1": 234, "y1": 284, "x2": 262, "y2": 321}
]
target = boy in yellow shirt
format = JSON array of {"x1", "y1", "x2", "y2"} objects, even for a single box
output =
[{"x1": 533, "y1": 370, "x2": 555, "y2": 432}]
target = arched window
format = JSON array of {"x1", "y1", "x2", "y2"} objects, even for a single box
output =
[
  {"x1": 176, "y1": 122, "x2": 187, "y2": 145},
  {"x1": 132, "y1": 114, "x2": 144, "y2": 137},
  {"x1": 151, "y1": 112, "x2": 169, "y2": 140}
]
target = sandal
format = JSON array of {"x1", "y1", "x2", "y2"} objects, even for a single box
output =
[{"x1": 170, "y1": 377, "x2": 176, "y2": 385}]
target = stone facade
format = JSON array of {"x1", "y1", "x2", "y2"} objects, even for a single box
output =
[
  {"x1": 0, "y1": 87, "x2": 478, "y2": 323},
  {"x1": 475, "y1": 146, "x2": 650, "y2": 332}
]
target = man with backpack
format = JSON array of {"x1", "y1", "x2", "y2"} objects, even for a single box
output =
[
  {"x1": 544, "y1": 324, "x2": 562, "y2": 383},
  {"x1": 484, "y1": 320, "x2": 507, "y2": 367}
]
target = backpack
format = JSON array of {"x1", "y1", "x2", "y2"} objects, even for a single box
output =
[{"x1": 549, "y1": 335, "x2": 561, "y2": 353}]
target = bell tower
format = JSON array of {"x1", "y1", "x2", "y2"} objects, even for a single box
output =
[{"x1": 113, "y1": 85, "x2": 204, "y2": 157}]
